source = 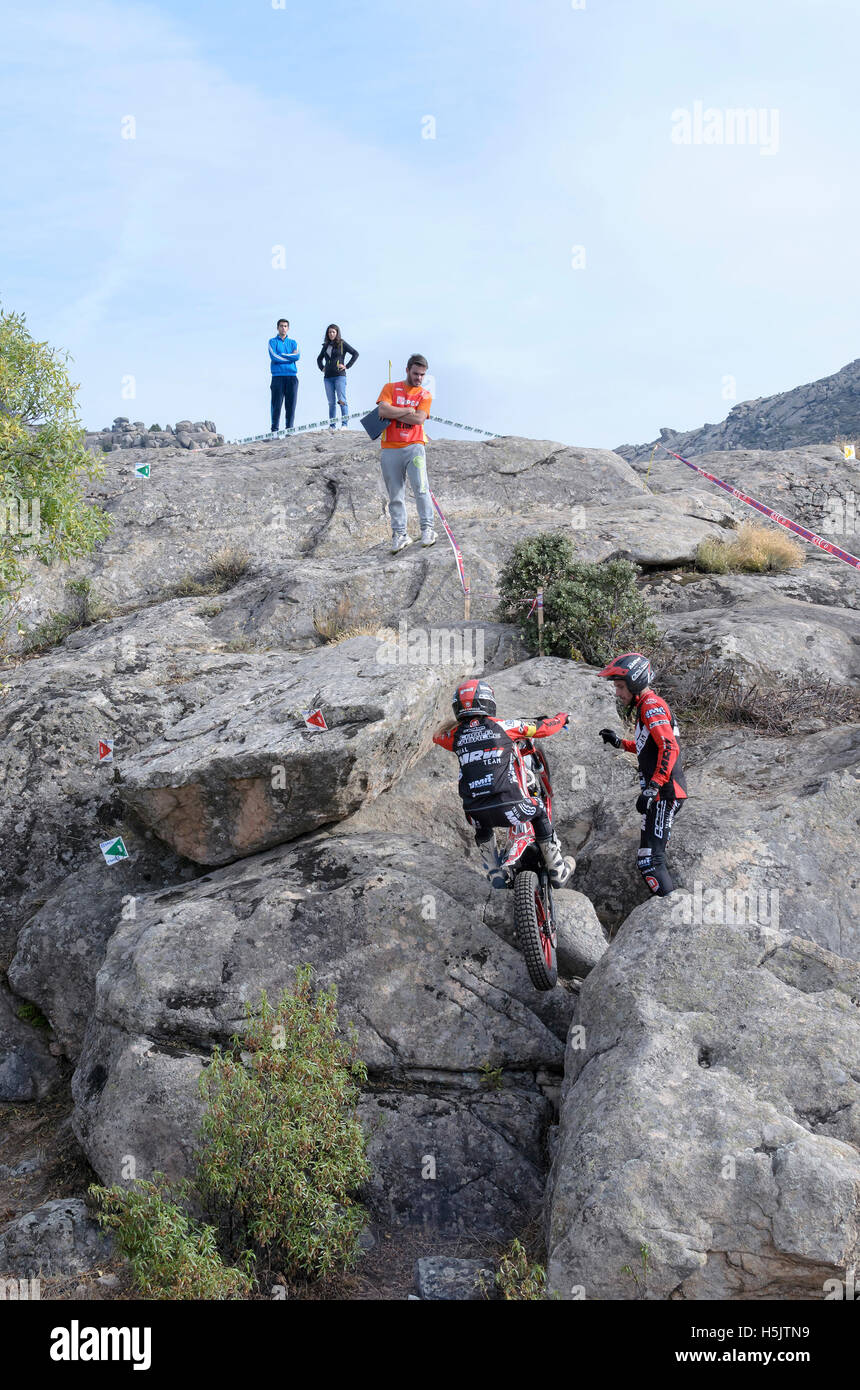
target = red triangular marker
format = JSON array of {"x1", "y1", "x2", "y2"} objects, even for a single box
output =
[
  {"x1": 98, "y1": 740, "x2": 114, "y2": 762},
  {"x1": 303, "y1": 709, "x2": 327, "y2": 730}
]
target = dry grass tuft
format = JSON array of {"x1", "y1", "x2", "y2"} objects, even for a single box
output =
[
  {"x1": 172, "y1": 547, "x2": 251, "y2": 598},
  {"x1": 312, "y1": 593, "x2": 384, "y2": 645},
  {"x1": 696, "y1": 523, "x2": 805, "y2": 575},
  {"x1": 661, "y1": 655, "x2": 860, "y2": 736}
]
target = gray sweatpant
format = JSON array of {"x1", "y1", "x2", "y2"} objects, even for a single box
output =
[{"x1": 379, "y1": 443, "x2": 435, "y2": 536}]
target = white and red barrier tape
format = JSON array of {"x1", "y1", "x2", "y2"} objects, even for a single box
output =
[
  {"x1": 429, "y1": 488, "x2": 468, "y2": 593},
  {"x1": 659, "y1": 445, "x2": 860, "y2": 571},
  {"x1": 230, "y1": 412, "x2": 500, "y2": 446}
]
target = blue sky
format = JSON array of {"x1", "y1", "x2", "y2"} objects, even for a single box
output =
[{"x1": 3, "y1": 0, "x2": 858, "y2": 446}]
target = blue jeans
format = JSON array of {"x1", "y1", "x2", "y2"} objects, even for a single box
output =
[{"x1": 324, "y1": 374, "x2": 348, "y2": 427}]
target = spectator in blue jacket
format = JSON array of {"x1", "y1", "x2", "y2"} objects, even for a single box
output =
[{"x1": 269, "y1": 319, "x2": 300, "y2": 432}]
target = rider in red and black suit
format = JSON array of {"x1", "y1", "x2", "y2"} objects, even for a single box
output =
[
  {"x1": 433, "y1": 678, "x2": 576, "y2": 889},
  {"x1": 597, "y1": 653, "x2": 687, "y2": 897}
]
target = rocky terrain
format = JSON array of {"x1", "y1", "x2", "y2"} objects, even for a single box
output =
[
  {"x1": 617, "y1": 356, "x2": 860, "y2": 465},
  {"x1": 1, "y1": 420, "x2": 858, "y2": 1298},
  {"x1": 85, "y1": 417, "x2": 223, "y2": 454}
]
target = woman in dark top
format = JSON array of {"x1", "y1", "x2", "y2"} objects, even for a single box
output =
[{"x1": 316, "y1": 324, "x2": 359, "y2": 430}]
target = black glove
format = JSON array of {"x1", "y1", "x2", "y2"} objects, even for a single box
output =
[
  {"x1": 636, "y1": 783, "x2": 660, "y2": 814},
  {"x1": 599, "y1": 728, "x2": 621, "y2": 748}
]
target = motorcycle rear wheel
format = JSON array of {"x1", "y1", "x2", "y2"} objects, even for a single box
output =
[{"x1": 514, "y1": 870, "x2": 558, "y2": 991}]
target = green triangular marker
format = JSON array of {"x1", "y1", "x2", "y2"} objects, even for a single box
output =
[
  {"x1": 100, "y1": 836, "x2": 129, "y2": 865},
  {"x1": 135, "y1": 462, "x2": 151, "y2": 479}
]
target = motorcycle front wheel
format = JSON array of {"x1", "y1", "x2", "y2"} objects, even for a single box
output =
[{"x1": 514, "y1": 870, "x2": 558, "y2": 991}]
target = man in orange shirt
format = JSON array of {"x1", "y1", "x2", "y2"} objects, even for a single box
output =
[{"x1": 376, "y1": 354, "x2": 436, "y2": 553}]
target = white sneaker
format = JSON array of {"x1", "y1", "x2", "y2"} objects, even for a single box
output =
[
  {"x1": 390, "y1": 534, "x2": 414, "y2": 554},
  {"x1": 420, "y1": 529, "x2": 437, "y2": 547}
]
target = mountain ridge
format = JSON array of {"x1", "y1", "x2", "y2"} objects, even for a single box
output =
[{"x1": 617, "y1": 357, "x2": 860, "y2": 465}]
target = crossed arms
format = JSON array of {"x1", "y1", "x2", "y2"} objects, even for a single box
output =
[
  {"x1": 377, "y1": 400, "x2": 427, "y2": 425},
  {"x1": 269, "y1": 342, "x2": 300, "y2": 365}
]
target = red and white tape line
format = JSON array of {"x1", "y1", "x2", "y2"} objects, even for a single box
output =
[
  {"x1": 659, "y1": 445, "x2": 860, "y2": 572},
  {"x1": 429, "y1": 489, "x2": 468, "y2": 592}
]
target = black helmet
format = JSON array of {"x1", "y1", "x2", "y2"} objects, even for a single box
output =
[
  {"x1": 452, "y1": 678, "x2": 496, "y2": 720},
  {"x1": 597, "y1": 652, "x2": 654, "y2": 697}
]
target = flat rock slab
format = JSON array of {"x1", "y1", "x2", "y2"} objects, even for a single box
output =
[
  {"x1": 119, "y1": 635, "x2": 475, "y2": 864},
  {"x1": 546, "y1": 898, "x2": 860, "y2": 1300},
  {"x1": 415, "y1": 1256, "x2": 497, "y2": 1300},
  {"x1": 0, "y1": 1199, "x2": 113, "y2": 1277},
  {"x1": 662, "y1": 596, "x2": 860, "y2": 685}
]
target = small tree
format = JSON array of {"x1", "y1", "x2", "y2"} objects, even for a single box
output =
[
  {"x1": 540, "y1": 558, "x2": 659, "y2": 665},
  {"x1": 194, "y1": 966, "x2": 370, "y2": 1281},
  {"x1": 90, "y1": 1175, "x2": 254, "y2": 1300},
  {"x1": 0, "y1": 304, "x2": 110, "y2": 612},
  {"x1": 91, "y1": 967, "x2": 371, "y2": 1298},
  {"x1": 499, "y1": 530, "x2": 659, "y2": 666},
  {"x1": 497, "y1": 532, "x2": 576, "y2": 624}
]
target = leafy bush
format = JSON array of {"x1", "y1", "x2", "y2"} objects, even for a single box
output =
[
  {"x1": 89, "y1": 1176, "x2": 253, "y2": 1300},
  {"x1": 497, "y1": 532, "x2": 576, "y2": 624},
  {"x1": 21, "y1": 611, "x2": 75, "y2": 654},
  {"x1": 544, "y1": 559, "x2": 659, "y2": 665},
  {"x1": 480, "y1": 1238, "x2": 547, "y2": 1300},
  {"x1": 696, "y1": 522, "x2": 804, "y2": 574},
  {"x1": 90, "y1": 967, "x2": 370, "y2": 1298},
  {"x1": 195, "y1": 968, "x2": 370, "y2": 1281},
  {"x1": 499, "y1": 536, "x2": 658, "y2": 665},
  {"x1": 15, "y1": 1000, "x2": 50, "y2": 1029},
  {"x1": 0, "y1": 304, "x2": 110, "y2": 609}
]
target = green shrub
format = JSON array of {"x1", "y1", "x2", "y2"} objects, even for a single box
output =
[
  {"x1": 15, "y1": 1000, "x2": 50, "y2": 1029},
  {"x1": 195, "y1": 967, "x2": 370, "y2": 1281},
  {"x1": 480, "y1": 1238, "x2": 547, "y2": 1300},
  {"x1": 501, "y1": 535, "x2": 658, "y2": 666},
  {"x1": 90, "y1": 968, "x2": 370, "y2": 1298},
  {"x1": 499, "y1": 535, "x2": 657, "y2": 665},
  {"x1": 89, "y1": 1176, "x2": 253, "y2": 1300},
  {"x1": 21, "y1": 611, "x2": 75, "y2": 654},
  {"x1": 497, "y1": 532, "x2": 576, "y2": 625},
  {"x1": 543, "y1": 559, "x2": 658, "y2": 665}
]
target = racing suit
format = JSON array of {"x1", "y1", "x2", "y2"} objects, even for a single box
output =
[
  {"x1": 620, "y1": 688, "x2": 687, "y2": 897},
  {"x1": 433, "y1": 712, "x2": 567, "y2": 848}
]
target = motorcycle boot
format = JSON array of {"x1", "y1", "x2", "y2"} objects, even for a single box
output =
[{"x1": 537, "y1": 833, "x2": 576, "y2": 889}]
